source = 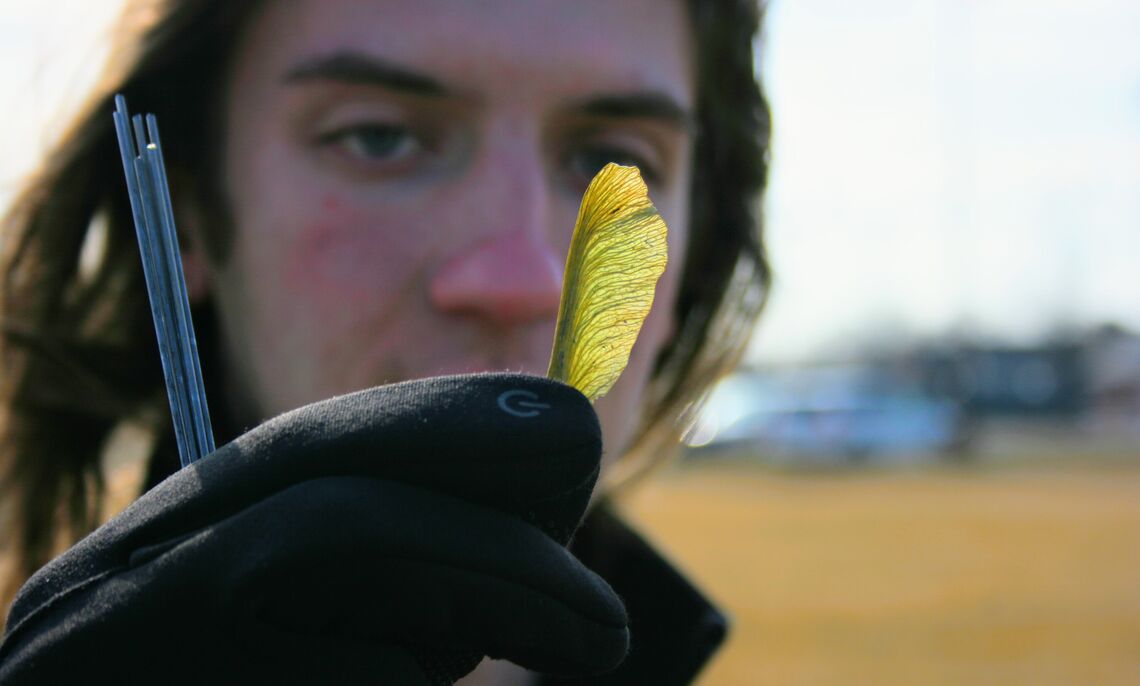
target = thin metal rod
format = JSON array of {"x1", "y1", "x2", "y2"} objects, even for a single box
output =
[
  {"x1": 146, "y1": 117, "x2": 215, "y2": 456},
  {"x1": 113, "y1": 101, "x2": 193, "y2": 466},
  {"x1": 113, "y1": 95, "x2": 215, "y2": 466},
  {"x1": 134, "y1": 149, "x2": 195, "y2": 458}
]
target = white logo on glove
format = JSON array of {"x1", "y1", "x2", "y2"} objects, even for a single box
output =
[{"x1": 497, "y1": 390, "x2": 552, "y2": 418}]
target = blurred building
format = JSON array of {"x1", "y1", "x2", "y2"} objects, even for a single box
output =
[
  {"x1": 1084, "y1": 324, "x2": 1140, "y2": 436},
  {"x1": 690, "y1": 325, "x2": 1140, "y2": 462},
  {"x1": 911, "y1": 343, "x2": 1085, "y2": 418}
]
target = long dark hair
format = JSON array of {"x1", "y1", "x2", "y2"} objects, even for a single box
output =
[{"x1": 0, "y1": 0, "x2": 771, "y2": 611}]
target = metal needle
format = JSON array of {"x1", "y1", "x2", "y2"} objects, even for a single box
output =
[{"x1": 113, "y1": 94, "x2": 215, "y2": 467}]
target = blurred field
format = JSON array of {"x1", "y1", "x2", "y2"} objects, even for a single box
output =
[{"x1": 617, "y1": 458, "x2": 1140, "y2": 685}]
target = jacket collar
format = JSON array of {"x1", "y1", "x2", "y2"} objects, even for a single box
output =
[{"x1": 540, "y1": 503, "x2": 728, "y2": 685}]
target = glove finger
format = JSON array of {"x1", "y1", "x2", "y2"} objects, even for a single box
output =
[
  {"x1": 236, "y1": 622, "x2": 433, "y2": 686},
  {"x1": 199, "y1": 373, "x2": 602, "y2": 544},
  {"x1": 64, "y1": 374, "x2": 600, "y2": 585},
  {"x1": 218, "y1": 477, "x2": 629, "y2": 675},
  {"x1": 0, "y1": 479, "x2": 626, "y2": 685},
  {"x1": 1, "y1": 374, "x2": 610, "y2": 684},
  {"x1": 5, "y1": 374, "x2": 603, "y2": 645}
]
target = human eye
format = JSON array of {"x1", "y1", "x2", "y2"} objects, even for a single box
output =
[
  {"x1": 317, "y1": 122, "x2": 421, "y2": 164},
  {"x1": 565, "y1": 141, "x2": 661, "y2": 190}
]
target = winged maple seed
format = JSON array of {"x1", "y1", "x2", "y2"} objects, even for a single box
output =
[{"x1": 547, "y1": 163, "x2": 669, "y2": 402}]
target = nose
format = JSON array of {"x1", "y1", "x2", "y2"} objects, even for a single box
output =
[
  {"x1": 429, "y1": 228, "x2": 564, "y2": 327},
  {"x1": 429, "y1": 129, "x2": 565, "y2": 328}
]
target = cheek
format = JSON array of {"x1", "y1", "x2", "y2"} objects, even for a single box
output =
[{"x1": 282, "y1": 194, "x2": 430, "y2": 309}]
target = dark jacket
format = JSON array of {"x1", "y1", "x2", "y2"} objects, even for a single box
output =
[{"x1": 543, "y1": 504, "x2": 728, "y2": 685}]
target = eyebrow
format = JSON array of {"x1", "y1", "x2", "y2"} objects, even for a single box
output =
[
  {"x1": 575, "y1": 93, "x2": 695, "y2": 132},
  {"x1": 282, "y1": 51, "x2": 449, "y2": 96},
  {"x1": 283, "y1": 51, "x2": 694, "y2": 131}
]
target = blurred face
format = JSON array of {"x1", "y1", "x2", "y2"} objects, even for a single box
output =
[{"x1": 204, "y1": 0, "x2": 694, "y2": 457}]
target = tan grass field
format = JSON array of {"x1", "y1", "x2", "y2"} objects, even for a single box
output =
[{"x1": 617, "y1": 460, "x2": 1140, "y2": 685}]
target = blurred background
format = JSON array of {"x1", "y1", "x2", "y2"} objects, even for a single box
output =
[{"x1": 1, "y1": 0, "x2": 1138, "y2": 683}]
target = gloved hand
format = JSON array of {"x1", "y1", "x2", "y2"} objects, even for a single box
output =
[{"x1": 0, "y1": 373, "x2": 628, "y2": 685}]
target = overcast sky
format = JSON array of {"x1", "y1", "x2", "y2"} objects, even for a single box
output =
[
  {"x1": 755, "y1": 0, "x2": 1140, "y2": 361},
  {"x1": 2, "y1": 0, "x2": 1138, "y2": 363}
]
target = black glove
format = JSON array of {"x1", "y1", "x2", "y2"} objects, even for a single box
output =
[{"x1": 0, "y1": 373, "x2": 628, "y2": 685}]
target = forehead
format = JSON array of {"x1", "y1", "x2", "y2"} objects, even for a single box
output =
[{"x1": 233, "y1": 0, "x2": 694, "y2": 105}]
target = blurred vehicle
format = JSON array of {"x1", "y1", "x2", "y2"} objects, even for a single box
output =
[{"x1": 686, "y1": 367, "x2": 966, "y2": 463}]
